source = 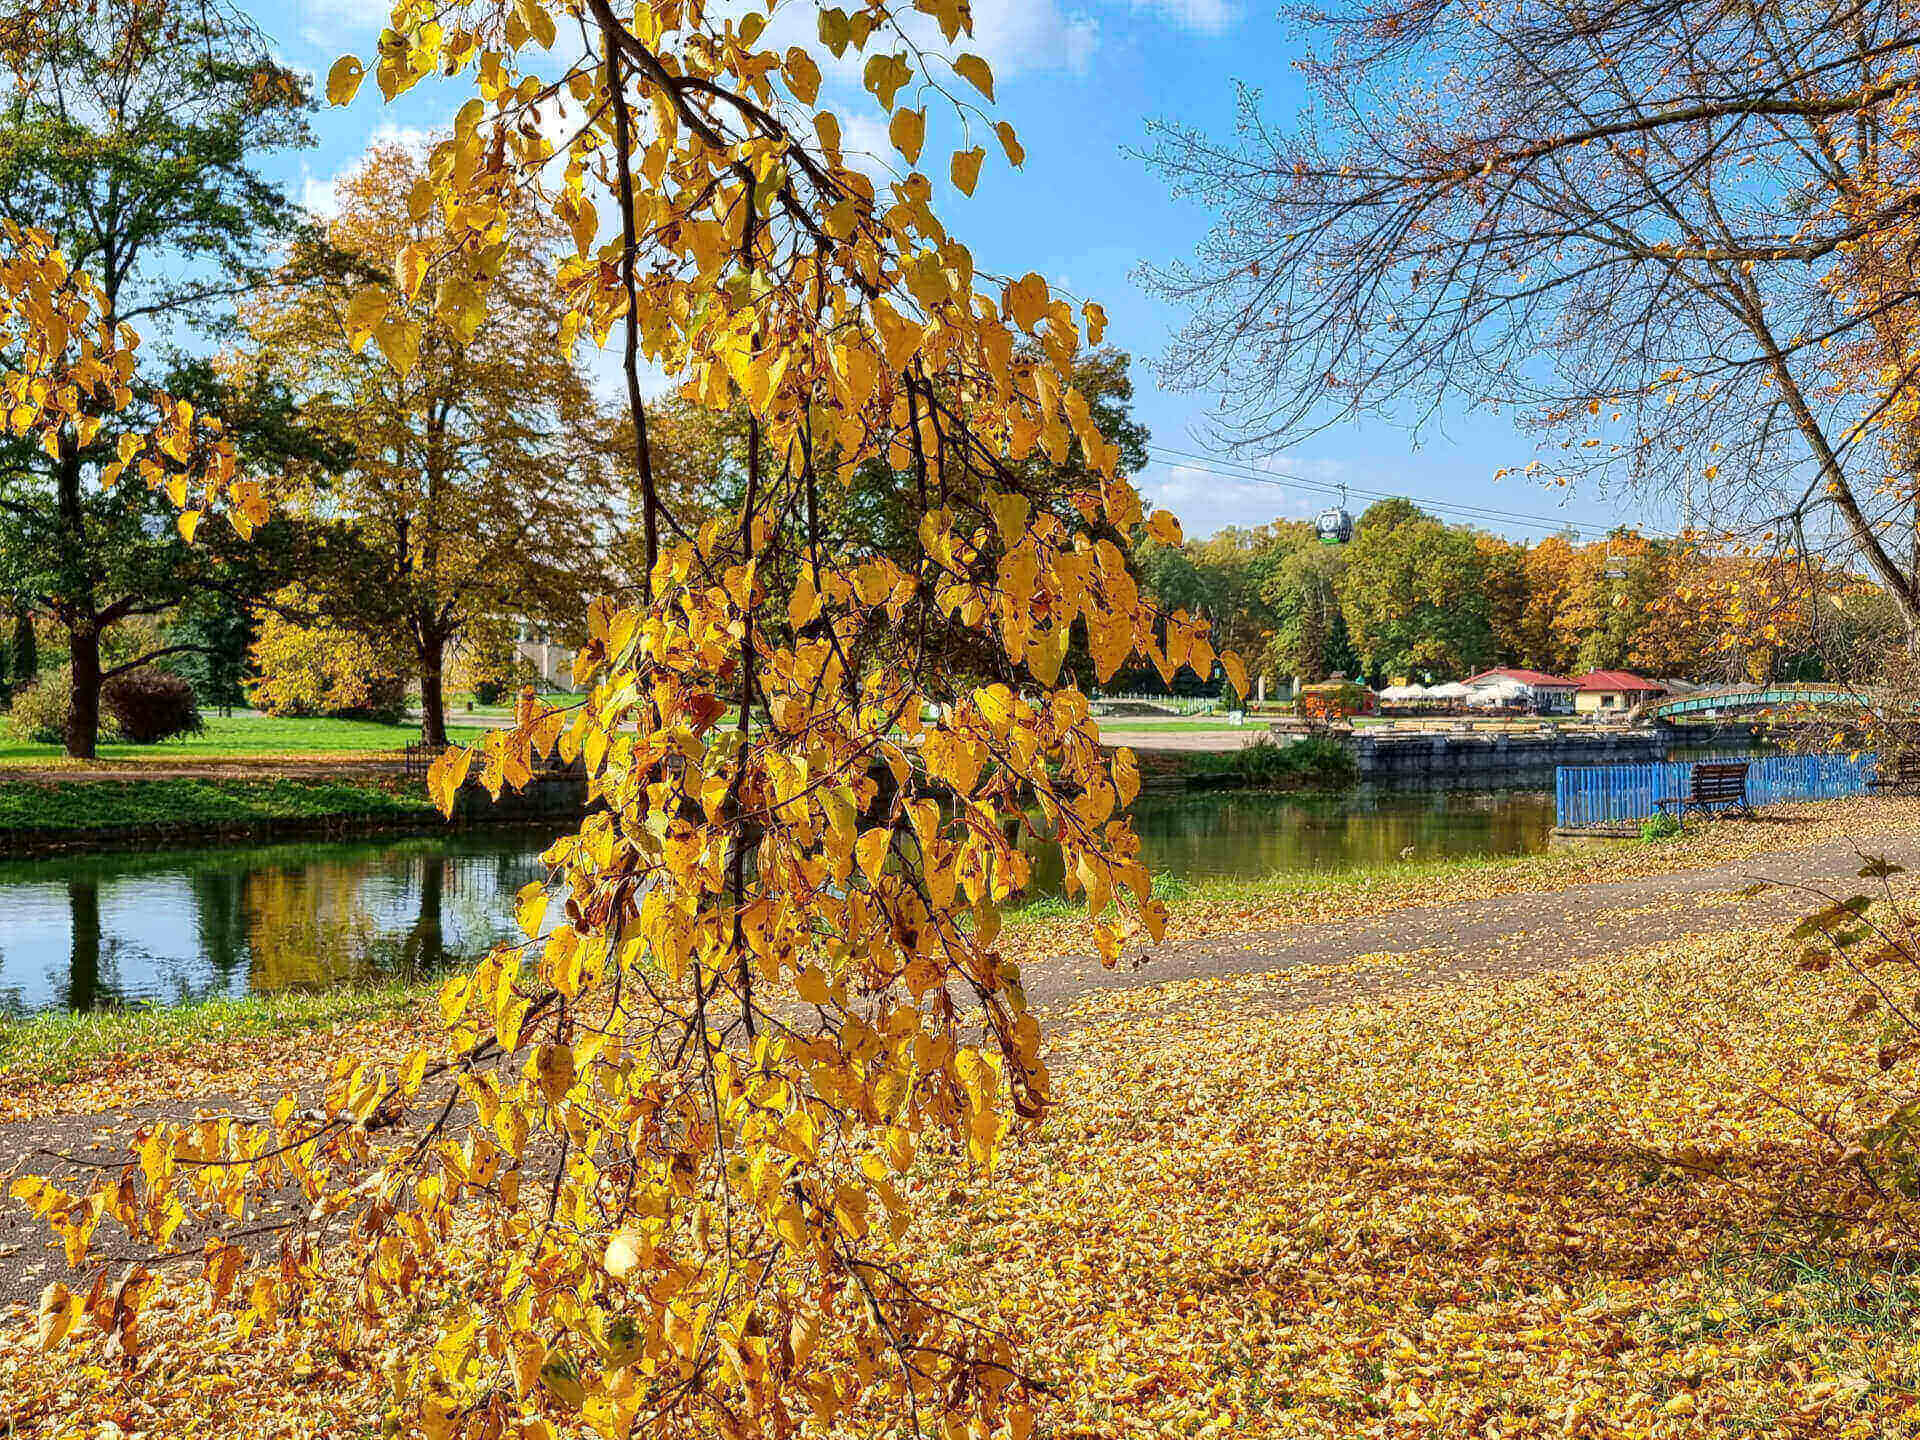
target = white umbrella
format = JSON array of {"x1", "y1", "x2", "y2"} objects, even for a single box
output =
[
  {"x1": 1468, "y1": 678, "x2": 1527, "y2": 706},
  {"x1": 1429, "y1": 681, "x2": 1470, "y2": 700}
]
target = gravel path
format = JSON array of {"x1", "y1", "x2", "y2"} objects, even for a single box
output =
[{"x1": 1, "y1": 828, "x2": 1902, "y2": 1306}]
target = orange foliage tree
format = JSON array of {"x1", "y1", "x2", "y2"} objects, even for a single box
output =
[
  {"x1": 243, "y1": 142, "x2": 630, "y2": 745},
  {"x1": 14, "y1": 2, "x2": 1244, "y2": 1436}
]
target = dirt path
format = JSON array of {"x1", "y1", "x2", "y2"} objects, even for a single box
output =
[
  {"x1": 1021, "y1": 829, "x2": 1887, "y2": 1011},
  {"x1": 0, "y1": 829, "x2": 1903, "y2": 1307}
]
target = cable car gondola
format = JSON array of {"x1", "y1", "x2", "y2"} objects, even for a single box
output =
[{"x1": 1316, "y1": 485, "x2": 1353, "y2": 545}]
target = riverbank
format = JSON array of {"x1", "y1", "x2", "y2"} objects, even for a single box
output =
[
  {"x1": 1006, "y1": 794, "x2": 1920, "y2": 958},
  {"x1": 0, "y1": 981, "x2": 437, "y2": 1087},
  {"x1": 5, "y1": 846, "x2": 1917, "y2": 1434},
  {"x1": 5, "y1": 798, "x2": 1912, "y2": 1108},
  {"x1": 0, "y1": 774, "x2": 444, "y2": 854}
]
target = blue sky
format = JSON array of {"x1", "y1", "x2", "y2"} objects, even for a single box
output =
[{"x1": 264, "y1": 0, "x2": 1652, "y2": 545}]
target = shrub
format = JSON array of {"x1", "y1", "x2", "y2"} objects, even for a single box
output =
[
  {"x1": 1639, "y1": 812, "x2": 1682, "y2": 842},
  {"x1": 1189, "y1": 735, "x2": 1358, "y2": 789},
  {"x1": 250, "y1": 599, "x2": 411, "y2": 724},
  {"x1": 5, "y1": 667, "x2": 124, "y2": 746},
  {"x1": 100, "y1": 665, "x2": 204, "y2": 744}
]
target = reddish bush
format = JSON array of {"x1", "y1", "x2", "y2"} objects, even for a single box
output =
[{"x1": 100, "y1": 666, "x2": 204, "y2": 744}]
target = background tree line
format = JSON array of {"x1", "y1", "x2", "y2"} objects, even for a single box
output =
[{"x1": 1132, "y1": 498, "x2": 1904, "y2": 690}]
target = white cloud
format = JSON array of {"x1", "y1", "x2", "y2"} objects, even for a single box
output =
[
  {"x1": 760, "y1": 0, "x2": 1099, "y2": 83},
  {"x1": 969, "y1": 0, "x2": 1100, "y2": 75},
  {"x1": 301, "y1": 172, "x2": 338, "y2": 218},
  {"x1": 1126, "y1": 0, "x2": 1241, "y2": 33},
  {"x1": 301, "y1": 122, "x2": 437, "y2": 220},
  {"x1": 288, "y1": 0, "x2": 393, "y2": 31},
  {"x1": 834, "y1": 113, "x2": 900, "y2": 182},
  {"x1": 1142, "y1": 455, "x2": 1345, "y2": 537}
]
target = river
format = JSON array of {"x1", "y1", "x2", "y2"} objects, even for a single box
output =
[{"x1": 0, "y1": 788, "x2": 1556, "y2": 1014}]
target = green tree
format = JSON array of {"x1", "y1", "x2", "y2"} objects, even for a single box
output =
[
  {"x1": 1337, "y1": 500, "x2": 1496, "y2": 681},
  {"x1": 1262, "y1": 532, "x2": 1356, "y2": 682},
  {"x1": 0, "y1": 0, "x2": 313, "y2": 755}
]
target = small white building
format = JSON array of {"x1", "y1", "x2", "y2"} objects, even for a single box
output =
[{"x1": 514, "y1": 623, "x2": 575, "y2": 689}]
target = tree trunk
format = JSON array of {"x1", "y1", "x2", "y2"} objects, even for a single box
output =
[
  {"x1": 66, "y1": 619, "x2": 102, "y2": 760},
  {"x1": 9, "y1": 601, "x2": 34, "y2": 686},
  {"x1": 405, "y1": 856, "x2": 447, "y2": 975},
  {"x1": 67, "y1": 878, "x2": 103, "y2": 1012},
  {"x1": 419, "y1": 630, "x2": 449, "y2": 747}
]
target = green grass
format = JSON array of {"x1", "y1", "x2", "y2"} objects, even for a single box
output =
[
  {"x1": 0, "y1": 982, "x2": 434, "y2": 1084},
  {"x1": 0, "y1": 713, "x2": 491, "y2": 764},
  {"x1": 0, "y1": 775, "x2": 438, "y2": 832}
]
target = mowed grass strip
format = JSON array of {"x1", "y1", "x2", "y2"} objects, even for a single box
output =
[
  {"x1": 0, "y1": 775, "x2": 437, "y2": 832},
  {"x1": 0, "y1": 713, "x2": 491, "y2": 765},
  {"x1": 0, "y1": 982, "x2": 437, "y2": 1086}
]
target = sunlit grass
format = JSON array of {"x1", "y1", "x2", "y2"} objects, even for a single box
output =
[
  {"x1": 0, "y1": 776, "x2": 437, "y2": 832},
  {"x1": 0, "y1": 981, "x2": 436, "y2": 1084},
  {"x1": 0, "y1": 714, "x2": 491, "y2": 765}
]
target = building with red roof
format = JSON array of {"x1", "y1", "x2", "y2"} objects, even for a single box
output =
[{"x1": 1570, "y1": 670, "x2": 1669, "y2": 715}]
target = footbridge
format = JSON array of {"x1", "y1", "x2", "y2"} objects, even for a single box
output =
[{"x1": 1633, "y1": 683, "x2": 1877, "y2": 722}]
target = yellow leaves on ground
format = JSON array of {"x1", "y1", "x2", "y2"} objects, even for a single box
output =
[{"x1": 14, "y1": 918, "x2": 1920, "y2": 1438}]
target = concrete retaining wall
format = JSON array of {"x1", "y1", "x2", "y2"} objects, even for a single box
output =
[{"x1": 1344, "y1": 729, "x2": 1667, "y2": 785}]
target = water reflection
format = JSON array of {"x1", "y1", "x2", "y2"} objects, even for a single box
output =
[
  {"x1": 0, "y1": 788, "x2": 1559, "y2": 1015},
  {"x1": 0, "y1": 833, "x2": 548, "y2": 1015},
  {"x1": 1022, "y1": 787, "x2": 1556, "y2": 891}
]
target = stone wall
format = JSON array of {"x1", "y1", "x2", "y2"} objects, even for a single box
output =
[{"x1": 1343, "y1": 729, "x2": 1667, "y2": 785}]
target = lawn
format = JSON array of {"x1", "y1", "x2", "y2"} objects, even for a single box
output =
[
  {"x1": 0, "y1": 713, "x2": 491, "y2": 765},
  {"x1": 0, "y1": 981, "x2": 439, "y2": 1087},
  {"x1": 0, "y1": 774, "x2": 439, "y2": 833}
]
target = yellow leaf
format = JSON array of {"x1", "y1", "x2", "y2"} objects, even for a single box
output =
[
  {"x1": 856, "y1": 827, "x2": 892, "y2": 883},
  {"x1": 889, "y1": 107, "x2": 926, "y2": 164},
  {"x1": 604, "y1": 1230, "x2": 645, "y2": 1280},
  {"x1": 954, "y1": 53, "x2": 995, "y2": 101},
  {"x1": 950, "y1": 147, "x2": 985, "y2": 195},
  {"x1": 325, "y1": 55, "x2": 366, "y2": 106},
  {"x1": 35, "y1": 1282, "x2": 76, "y2": 1350},
  {"x1": 1221, "y1": 651, "x2": 1249, "y2": 700},
  {"x1": 996, "y1": 120, "x2": 1026, "y2": 168},
  {"x1": 533, "y1": 1043, "x2": 576, "y2": 1102},
  {"x1": 783, "y1": 48, "x2": 821, "y2": 105},
  {"x1": 794, "y1": 966, "x2": 831, "y2": 1006},
  {"x1": 176, "y1": 509, "x2": 202, "y2": 543},
  {"x1": 539, "y1": 1346, "x2": 585, "y2": 1409},
  {"x1": 345, "y1": 285, "x2": 388, "y2": 350}
]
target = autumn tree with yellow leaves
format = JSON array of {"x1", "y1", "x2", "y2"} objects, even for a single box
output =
[
  {"x1": 14, "y1": 2, "x2": 1244, "y2": 1437},
  {"x1": 244, "y1": 142, "x2": 632, "y2": 745}
]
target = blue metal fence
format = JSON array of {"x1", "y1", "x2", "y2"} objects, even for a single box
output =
[{"x1": 1555, "y1": 752, "x2": 1876, "y2": 829}]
